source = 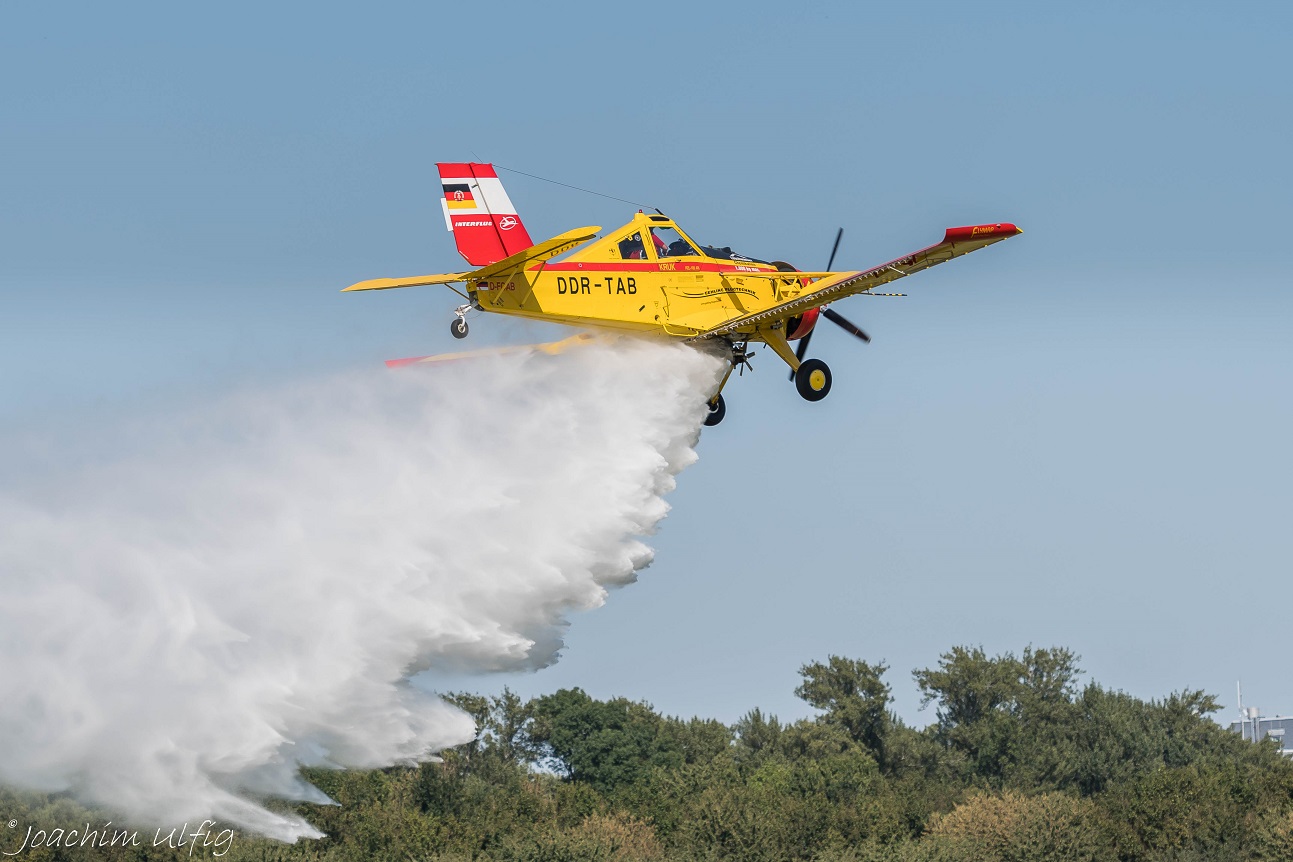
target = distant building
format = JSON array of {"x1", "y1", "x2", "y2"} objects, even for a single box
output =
[{"x1": 1228, "y1": 714, "x2": 1293, "y2": 756}]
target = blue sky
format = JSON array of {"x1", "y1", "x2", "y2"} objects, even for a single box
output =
[{"x1": 2, "y1": 2, "x2": 1290, "y2": 727}]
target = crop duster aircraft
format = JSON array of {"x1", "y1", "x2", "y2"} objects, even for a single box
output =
[{"x1": 344, "y1": 163, "x2": 1022, "y2": 425}]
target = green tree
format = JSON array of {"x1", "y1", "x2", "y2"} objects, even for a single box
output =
[
  {"x1": 913, "y1": 645, "x2": 1082, "y2": 785},
  {"x1": 795, "y1": 656, "x2": 892, "y2": 761},
  {"x1": 446, "y1": 686, "x2": 537, "y2": 768},
  {"x1": 733, "y1": 708, "x2": 784, "y2": 764},
  {"x1": 927, "y1": 790, "x2": 1116, "y2": 862},
  {"x1": 528, "y1": 688, "x2": 684, "y2": 792},
  {"x1": 659, "y1": 715, "x2": 732, "y2": 765}
]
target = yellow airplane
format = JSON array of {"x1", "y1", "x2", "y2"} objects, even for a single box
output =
[{"x1": 344, "y1": 162, "x2": 1022, "y2": 425}]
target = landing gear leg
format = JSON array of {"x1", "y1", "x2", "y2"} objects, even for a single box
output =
[
  {"x1": 702, "y1": 344, "x2": 743, "y2": 428},
  {"x1": 450, "y1": 305, "x2": 471, "y2": 339},
  {"x1": 759, "y1": 325, "x2": 833, "y2": 403}
]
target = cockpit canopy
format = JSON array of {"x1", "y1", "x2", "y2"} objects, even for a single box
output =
[
  {"x1": 699, "y1": 244, "x2": 767, "y2": 263},
  {"x1": 664, "y1": 226, "x2": 701, "y2": 258},
  {"x1": 616, "y1": 224, "x2": 700, "y2": 260},
  {"x1": 600, "y1": 214, "x2": 766, "y2": 264}
]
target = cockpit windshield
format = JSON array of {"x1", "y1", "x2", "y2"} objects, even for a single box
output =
[
  {"x1": 698, "y1": 245, "x2": 768, "y2": 264},
  {"x1": 615, "y1": 222, "x2": 767, "y2": 264},
  {"x1": 648, "y1": 227, "x2": 700, "y2": 258}
]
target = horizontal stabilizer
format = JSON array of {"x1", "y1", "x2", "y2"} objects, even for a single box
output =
[
  {"x1": 342, "y1": 272, "x2": 469, "y2": 292},
  {"x1": 468, "y1": 226, "x2": 601, "y2": 281},
  {"x1": 342, "y1": 226, "x2": 601, "y2": 293}
]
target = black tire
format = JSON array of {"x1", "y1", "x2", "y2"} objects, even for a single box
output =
[
  {"x1": 450, "y1": 318, "x2": 469, "y2": 339},
  {"x1": 795, "y1": 358, "x2": 832, "y2": 402},
  {"x1": 703, "y1": 394, "x2": 726, "y2": 426}
]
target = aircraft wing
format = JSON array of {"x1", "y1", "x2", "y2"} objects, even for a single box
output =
[
  {"x1": 343, "y1": 225, "x2": 602, "y2": 292},
  {"x1": 691, "y1": 222, "x2": 1022, "y2": 339}
]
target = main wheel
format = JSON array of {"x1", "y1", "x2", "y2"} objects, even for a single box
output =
[
  {"x1": 703, "y1": 394, "x2": 726, "y2": 426},
  {"x1": 794, "y1": 358, "x2": 832, "y2": 402},
  {"x1": 450, "y1": 318, "x2": 469, "y2": 339}
]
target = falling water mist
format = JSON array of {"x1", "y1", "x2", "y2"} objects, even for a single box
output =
[{"x1": 0, "y1": 338, "x2": 725, "y2": 841}]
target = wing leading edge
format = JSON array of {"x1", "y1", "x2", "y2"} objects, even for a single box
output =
[{"x1": 691, "y1": 222, "x2": 1022, "y2": 340}]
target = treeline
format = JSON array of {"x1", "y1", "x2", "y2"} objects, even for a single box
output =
[{"x1": 4, "y1": 646, "x2": 1293, "y2": 861}]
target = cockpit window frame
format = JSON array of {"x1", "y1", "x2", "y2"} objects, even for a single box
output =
[
  {"x1": 605, "y1": 219, "x2": 755, "y2": 264},
  {"x1": 648, "y1": 224, "x2": 702, "y2": 260},
  {"x1": 613, "y1": 227, "x2": 649, "y2": 261}
]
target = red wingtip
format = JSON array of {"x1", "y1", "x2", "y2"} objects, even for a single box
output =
[{"x1": 944, "y1": 223, "x2": 1023, "y2": 243}]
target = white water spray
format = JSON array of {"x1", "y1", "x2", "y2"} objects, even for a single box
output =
[{"x1": 0, "y1": 338, "x2": 724, "y2": 840}]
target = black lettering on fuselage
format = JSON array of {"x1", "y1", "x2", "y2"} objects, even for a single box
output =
[{"x1": 557, "y1": 275, "x2": 591, "y2": 295}]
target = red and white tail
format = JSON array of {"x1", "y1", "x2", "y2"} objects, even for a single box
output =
[{"x1": 436, "y1": 162, "x2": 535, "y2": 267}]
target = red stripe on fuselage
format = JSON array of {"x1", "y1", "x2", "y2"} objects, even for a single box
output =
[{"x1": 536, "y1": 261, "x2": 779, "y2": 273}]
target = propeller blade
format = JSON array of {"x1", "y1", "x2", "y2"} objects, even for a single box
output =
[
  {"x1": 825, "y1": 227, "x2": 843, "y2": 272},
  {"x1": 789, "y1": 228, "x2": 844, "y2": 380},
  {"x1": 822, "y1": 307, "x2": 871, "y2": 343}
]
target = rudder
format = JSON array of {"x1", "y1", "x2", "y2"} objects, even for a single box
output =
[{"x1": 437, "y1": 163, "x2": 535, "y2": 267}]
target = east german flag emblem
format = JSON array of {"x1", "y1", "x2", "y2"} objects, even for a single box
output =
[{"x1": 443, "y1": 183, "x2": 476, "y2": 209}]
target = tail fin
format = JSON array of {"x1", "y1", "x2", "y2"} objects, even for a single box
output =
[{"x1": 436, "y1": 162, "x2": 535, "y2": 267}]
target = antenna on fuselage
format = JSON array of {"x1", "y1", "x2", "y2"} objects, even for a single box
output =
[{"x1": 492, "y1": 163, "x2": 660, "y2": 212}]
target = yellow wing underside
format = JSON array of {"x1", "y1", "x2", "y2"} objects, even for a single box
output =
[{"x1": 689, "y1": 226, "x2": 1020, "y2": 340}]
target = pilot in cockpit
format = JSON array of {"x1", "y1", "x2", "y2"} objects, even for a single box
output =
[
  {"x1": 620, "y1": 227, "x2": 700, "y2": 259},
  {"x1": 617, "y1": 233, "x2": 645, "y2": 259},
  {"x1": 651, "y1": 226, "x2": 700, "y2": 258}
]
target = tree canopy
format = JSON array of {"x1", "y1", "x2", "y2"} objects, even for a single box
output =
[{"x1": 3, "y1": 644, "x2": 1290, "y2": 862}]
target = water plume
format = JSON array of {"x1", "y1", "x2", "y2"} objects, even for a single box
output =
[{"x1": 0, "y1": 337, "x2": 723, "y2": 840}]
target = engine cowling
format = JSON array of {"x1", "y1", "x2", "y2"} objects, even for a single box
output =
[
  {"x1": 786, "y1": 306, "x2": 821, "y2": 341},
  {"x1": 771, "y1": 262, "x2": 820, "y2": 342}
]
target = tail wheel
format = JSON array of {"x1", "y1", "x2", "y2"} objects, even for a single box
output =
[
  {"x1": 703, "y1": 394, "x2": 726, "y2": 427},
  {"x1": 450, "y1": 318, "x2": 469, "y2": 339},
  {"x1": 795, "y1": 358, "x2": 832, "y2": 402}
]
